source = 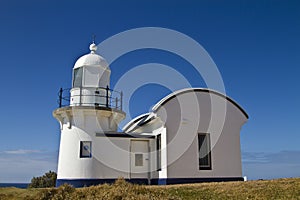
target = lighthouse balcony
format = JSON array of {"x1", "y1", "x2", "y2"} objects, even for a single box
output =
[{"x1": 57, "y1": 86, "x2": 123, "y2": 111}]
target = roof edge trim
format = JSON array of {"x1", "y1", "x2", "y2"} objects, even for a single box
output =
[
  {"x1": 122, "y1": 113, "x2": 150, "y2": 132},
  {"x1": 152, "y1": 88, "x2": 249, "y2": 119}
]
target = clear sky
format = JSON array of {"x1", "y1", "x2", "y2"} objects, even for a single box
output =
[{"x1": 0, "y1": 0, "x2": 299, "y2": 182}]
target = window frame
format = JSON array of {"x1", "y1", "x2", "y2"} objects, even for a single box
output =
[
  {"x1": 80, "y1": 141, "x2": 92, "y2": 158},
  {"x1": 73, "y1": 67, "x2": 83, "y2": 88},
  {"x1": 156, "y1": 134, "x2": 161, "y2": 171},
  {"x1": 198, "y1": 133, "x2": 212, "y2": 170}
]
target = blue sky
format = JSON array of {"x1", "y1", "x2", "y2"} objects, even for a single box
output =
[{"x1": 0, "y1": 0, "x2": 299, "y2": 182}]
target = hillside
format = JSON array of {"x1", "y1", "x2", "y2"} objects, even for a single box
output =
[{"x1": 0, "y1": 178, "x2": 299, "y2": 200}]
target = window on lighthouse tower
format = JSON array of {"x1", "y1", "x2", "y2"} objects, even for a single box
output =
[
  {"x1": 73, "y1": 68, "x2": 83, "y2": 88},
  {"x1": 80, "y1": 141, "x2": 92, "y2": 158}
]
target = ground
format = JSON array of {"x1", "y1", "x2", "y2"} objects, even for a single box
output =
[{"x1": 0, "y1": 178, "x2": 299, "y2": 199}]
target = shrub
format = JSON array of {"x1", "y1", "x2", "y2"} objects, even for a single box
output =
[
  {"x1": 28, "y1": 171, "x2": 57, "y2": 188},
  {"x1": 39, "y1": 184, "x2": 75, "y2": 200}
]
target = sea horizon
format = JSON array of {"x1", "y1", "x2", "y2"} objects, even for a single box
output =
[{"x1": 0, "y1": 183, "x2": 29, "y2": 189}]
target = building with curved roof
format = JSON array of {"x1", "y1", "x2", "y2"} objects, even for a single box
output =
[
  {"x1": 53, "y1": 42, "x2": 248, "y2": 187},
  {"x1": 123, "y1": 88, "x2": 248, "y2": 184}
]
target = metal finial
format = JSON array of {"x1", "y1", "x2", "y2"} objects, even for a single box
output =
[
  {"x1": 92, "y1": 34, "x2": 96, "y2": 44},
  {"x1": 90, "y1": 34, "x2": 97, "y2": 53}
]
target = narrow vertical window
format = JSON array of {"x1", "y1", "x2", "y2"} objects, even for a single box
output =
[
  {"x1": 73, "y1": 68, "x2": 83, "y2": 88},
  {"x1": 198, "y1": 134, "x2": 212, "y2": 170},
  {"x1": 157, "y1": 134, "x2": 161, "y2": 171},
  {"x1": 135, "y1": 154, "x2": 143, "y2": 166},
  {"x1": 80, "y1": 141, "x2": 92, "y2": 158}
]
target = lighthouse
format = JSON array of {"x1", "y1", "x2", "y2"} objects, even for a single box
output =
[
  {"x1": 53, "y1": 41, "x2": 248, "y2": 187},
  {"x1": 53, "y1": 42, "x2": 126, "y2": 187}
]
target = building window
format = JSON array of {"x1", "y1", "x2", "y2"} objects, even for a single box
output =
[
  {"x1": 80, "y1": 141, "x2": 92, "y2": 158},
  {"x1": 157, "y1": 134, "x2": 161, "y2": 171},
  {"x1": 198, "y1": 133, "x2": 212, "y2": 170},
  {"x1": 156, "y1": 134, "x2": 161, "y2": 171},
  {"x1": 73, "y1": 68, "x2": 83, "y2": 88},
  {"x1": 135, "y1": 154, "x2": 143, "y2": 166}
]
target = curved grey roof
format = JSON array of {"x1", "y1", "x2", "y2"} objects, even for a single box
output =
[
  {"x1": 152, "y1": 88, "x2": 248, "y2": 119},
  {"x1": 123, "y1": 88, "x2": 249, "y2": 133}
]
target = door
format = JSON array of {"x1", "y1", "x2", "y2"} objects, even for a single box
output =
[{"x1": 130, "y1": 140, "x2": 150, "y2": 181}]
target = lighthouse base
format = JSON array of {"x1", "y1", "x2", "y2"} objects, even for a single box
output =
[
  {"x1": 56, "y1": 178, "x2": 150, "y2": 187},
  {"x1": 56, "y1": 177, "x2": 244, "y2": 187}
]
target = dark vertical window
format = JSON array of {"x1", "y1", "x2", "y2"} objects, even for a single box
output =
[
  {"x1": 80, "y1": 141, "x2": 92, "y2": 158},
  {"x1": 157, "y1": 134, "x2": 161, "y2": 171},
  {"x1": 198, "y1": 134, "x2": 212, "y2": 170},
  {"x1": 73, "y1": 68, "x2": 83, "y2": 88}
]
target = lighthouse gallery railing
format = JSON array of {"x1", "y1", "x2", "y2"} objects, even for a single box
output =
[{"x1": 57, "y1": 86, "x2": 123, "y2": 111}]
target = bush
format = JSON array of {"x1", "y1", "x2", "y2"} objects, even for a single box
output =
[
  {"x1": 39, "y1": 184, "x2": 75, "y2": 200},
  {"x1": 28, "y1": 171, "x2": 57, "y2": 188}
]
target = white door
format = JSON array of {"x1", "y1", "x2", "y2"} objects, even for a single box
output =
[{"x1": 130, "y1": 140, "x2": 150, "y2": 180}]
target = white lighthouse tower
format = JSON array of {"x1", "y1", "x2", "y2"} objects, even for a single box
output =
[{"x1": 53, "y1": 42, "x2": 126, "y2": 187}]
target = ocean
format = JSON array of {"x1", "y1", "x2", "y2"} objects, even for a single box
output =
[{"x1": 0, "y1": 183, "x2": 29, "y2": 189}]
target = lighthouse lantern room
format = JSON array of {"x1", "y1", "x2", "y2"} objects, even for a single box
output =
[{"x1": 70, "y1": 43, "x2": 112, "y2": 107}]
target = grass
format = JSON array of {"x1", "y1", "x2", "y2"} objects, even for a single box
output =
[
  {"x1": 0, "y1": 187, "x2": 40, "y2": 200},
  {"x1": 0, "y1": 178, "x2": 299, "y2": 200}
]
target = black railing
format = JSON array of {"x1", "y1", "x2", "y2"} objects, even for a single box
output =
[{"x1": 57, "y1": 86, "x2": 123, "y2": 111}]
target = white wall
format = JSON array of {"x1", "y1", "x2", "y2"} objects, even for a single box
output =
[
  {"x1": 55, "y1": 107, "x2": 155, "y2": 180},
  {"x1": 155, "y1": 91, "x2": 247, "y2": 178}
]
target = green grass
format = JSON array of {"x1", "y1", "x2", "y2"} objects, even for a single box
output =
[{"x1": 0, "y1": 178, "x2": 299, "y2": 200}]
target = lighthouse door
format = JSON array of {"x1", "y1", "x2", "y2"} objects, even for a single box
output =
[{"x1": 130, "y1": 140, "x2": 150, "y2": 183}]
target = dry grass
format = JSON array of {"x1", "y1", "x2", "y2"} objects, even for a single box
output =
[
  {"x1": 0, "y1": 187, "x2": 40, "y2": 200},
  {"x1": 152, "y1": 178, "x2": 300, "y2": 199},
  {"x1": 0, "y1": 178, "x2": 299, "y2": 200}
]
